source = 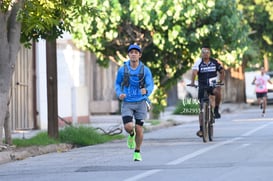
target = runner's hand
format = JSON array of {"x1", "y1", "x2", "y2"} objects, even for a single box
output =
[
  {"x1": 119, "y1": 94, "x2": 126, "y2": 100},
  {"x1": 141, "y1": 88, "x2": 147, "y2": 95}
]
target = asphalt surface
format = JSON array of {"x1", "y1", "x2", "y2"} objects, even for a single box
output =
[{"x1": 0, "y1": 103, "x2": 250, "y2": 165}]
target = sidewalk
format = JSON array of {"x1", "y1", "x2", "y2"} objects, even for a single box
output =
[
  {"x1": 10, "y1": 103, "x2": 250, "y2": 138},
  {"x1": 0, "y1": 103, "x2": 250, "y2": 165}
]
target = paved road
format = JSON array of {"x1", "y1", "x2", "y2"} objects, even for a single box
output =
[{"x1": 0, "y1": 104, "x2": 273, "y2": 181}]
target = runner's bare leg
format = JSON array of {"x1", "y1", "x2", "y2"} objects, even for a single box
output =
[{"x1": 135, "y1": 124, "x2": 143, "y2": 151}]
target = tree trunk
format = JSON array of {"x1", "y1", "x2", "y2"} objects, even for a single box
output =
[
  {"x1": 0, "y1": 2, "x2": 22, "y2": 145},
  {"x1": 4, "y1": 109, "x2": 12, "y2": 145},
  {"x1": 46, "y1": 39, "x2": 59, "y2": 139}
]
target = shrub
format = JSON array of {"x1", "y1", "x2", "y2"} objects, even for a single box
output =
[
  {"x1": 13, "y1": 132, "x2": 59, "y2": 147},
  {"x1": 59, "y1": 126, "x2": 124, "y2": 147},
  {"x1": 173, "y1": 98, "x2": 200, "y2": 115},
  {"x1": 13, "y1": 126, "x2": 124, "y2": 147}
]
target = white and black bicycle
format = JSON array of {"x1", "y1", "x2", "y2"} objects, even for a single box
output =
[{"x1": 188, "y1": 82, "x2": 224, "y2": 142}]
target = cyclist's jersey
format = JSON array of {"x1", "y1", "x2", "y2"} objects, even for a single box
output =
[
  {"x1": 254, "y1": 74, "x2": 270, "y2": 93},
  {"x1": 192, "y1": 57, "x2": 223, "y2": 86}
]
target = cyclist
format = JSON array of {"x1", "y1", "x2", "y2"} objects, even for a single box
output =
[
  {"x1": 252, "y1": 67, "x2": 272, "y2": 117},
  {"x1": 189, "y1": 46, "x2": 225, "y2": 137},
  {"x1": 115, "y1": 44, "x2": 154, "y2": 161}
]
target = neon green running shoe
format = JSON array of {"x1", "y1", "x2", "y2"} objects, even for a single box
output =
[
  {"x1": 127, "y1": 132, "x2": 136, "y2": 149},
  {"x1": 133, "y1": 152, "x2": 142, "y2": 161}
]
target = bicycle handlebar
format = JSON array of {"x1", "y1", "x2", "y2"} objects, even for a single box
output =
[{"x1": 186, "y1": 83, "x2": 224, "y2": 88}]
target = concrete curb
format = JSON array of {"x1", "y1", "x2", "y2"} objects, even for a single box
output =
[
  {"x1": 0, "y1": 144, "x2": 72, "y2": 165},
  {"x1": 144, "y1": 121, "x2": 181, "y2": 133},
  {"x1": 0, "y1": 152, "x2": 11, "y2": 164}
]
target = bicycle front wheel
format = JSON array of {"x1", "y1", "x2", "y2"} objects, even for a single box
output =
[
  {"x1": 209, "y1": 108, "x2": 214, "y2": 141},
  {"x1": 209, "y1": 123, "x2": 213, "y2": 141},
  {"x1": 202, "y1": 102, "x2": 209, "y2": 143}
]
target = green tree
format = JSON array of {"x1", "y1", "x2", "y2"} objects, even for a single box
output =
[
  {"x1": 70, "y1": 0, "x2": 250, "y2": 117},
  {"x1": 0, "y1": 0, "x2": 97, "y2": 143},
  {"x1": 238, "y1": 0, "x2": 273, "y2": 70}
]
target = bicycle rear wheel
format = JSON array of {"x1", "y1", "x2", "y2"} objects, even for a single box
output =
[{"x1": 202, "y1": 102, "x2": 209, "y2": 142}]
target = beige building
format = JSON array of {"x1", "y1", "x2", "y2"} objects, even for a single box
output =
[{"x1": 10, "y1": 38, "x2": 119, "y2": 131}]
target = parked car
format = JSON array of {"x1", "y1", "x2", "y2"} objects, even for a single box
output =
[
  {"x1": 267, "y1": 71, "x2": 273, "y2": 103},
  {"x1": 177, "y1": 78, "x2": 198, "y2": 100}
]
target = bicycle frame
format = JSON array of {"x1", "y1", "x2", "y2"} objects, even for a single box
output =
[
  {"x1": 199, "y1": 87, "x2": 215, "y2": 142},
  {"x1": 187, "y1": 83, "x2": 223, "y2": 142}
]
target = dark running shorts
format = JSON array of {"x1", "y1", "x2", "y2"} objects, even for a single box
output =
[
  {"x1": 256, "y1": 92, "x2": 267, "y2": 98},
  {"x1": 198, "y1": 87, "x2": 214, "y2": 101}
]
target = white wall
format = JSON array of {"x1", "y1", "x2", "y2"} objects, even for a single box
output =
[
  {"x1": 35, "y1": 40, "x2": 48, "y2": 130},
  {"x1": 57, "y1": 41, "x2": 88, "y2": 121},
  {"x1": 245, "y1": 71, "x2": 259, "y2": 103},
  {"x1": 36, "y1": 39, "x2": 89, "y2": 129}
]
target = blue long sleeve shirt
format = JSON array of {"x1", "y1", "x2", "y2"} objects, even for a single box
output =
[{"x1": 115, "y1": 61, "x2": 154, "y2": 102}]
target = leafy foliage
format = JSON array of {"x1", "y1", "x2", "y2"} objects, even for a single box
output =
[
  {"x1": 173, "y1": 98, "x2": 200, "y2": 115},
  {"x1": 69, "y1": 0, "x2": 250, "y2": 116},
  {"x1": 238, "y1": 0, "x2": 273, "y2": 70},
  {"x1": 16, "y1": 0, "x2": 99, "y2": 47},
  {"x1": 1, "y1": 0, "x2": 260, "y2": 116}
]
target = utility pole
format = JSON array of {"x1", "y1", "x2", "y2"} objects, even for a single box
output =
[{"x1": 46, "y1": 39, "x2": 58, "y2": 139}]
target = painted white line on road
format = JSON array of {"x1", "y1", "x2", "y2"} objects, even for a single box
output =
[
  {"x1": 233, "y1": 118, "x2": 273, "y2": 122},
  {"x1": 166, "y1": 137, "x2": 241, "y2": 165},
  {"x1": 123, "y1": 169, "x2": 161, "y2": 181},
  {"x1": 123, "y1": 122, "x2": 273, "y2": 181},
  {"x1": 241, "y1": 123, "x2": 270, "y2": 136},
  {"x1": 168, "y1": 122, "x2": 272, "y2": 165}
]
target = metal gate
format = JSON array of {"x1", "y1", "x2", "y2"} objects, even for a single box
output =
[{"x1": 9, "y1": 46, "x2": 35, "y2": 131}]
